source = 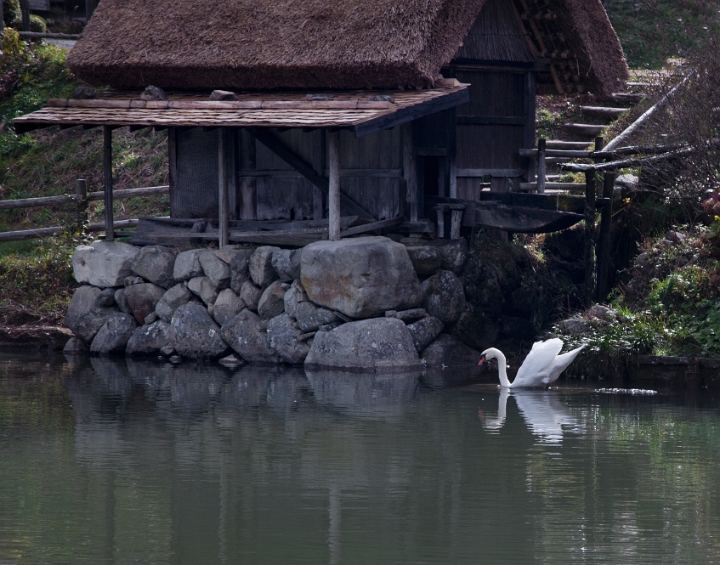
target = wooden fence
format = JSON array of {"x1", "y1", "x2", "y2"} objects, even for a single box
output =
[{"x1": 0, "y1": 180, "x2": 169, "y2": 242}]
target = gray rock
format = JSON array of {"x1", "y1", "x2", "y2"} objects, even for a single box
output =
[
  {"x1": 155, "y1": 283, "x2": 192, "y2": 322},
  {"x1": 221, "y1": 309, "x2": 279, "y2": 363},
  {"x1": 218, "y1": 354, "x2": 245, "y2": 367},
  {"x1": 271, "y1": 249, "x2": 302, "y2": 282},
  {"x1": 421, "y1": 334, "x2": 481, "y2": 367},
  {"x1": 199, "y1": 250, "x2": 231, "y2": 289},
  {"x1": 72, "y1": 241, "x2": 140, "y2": 287},
  {"x1": 421, "y1": 270, "x2": 466, "y2": 325},
  {"x1": 407, "y1": 316, "x2": 444, "y2": 353},
  {"x1": 301, "y1": 236, "x2": 423, "y2": 319},
  {"x1": 213, "y1": 289, "x2": 246, "y2": 326},
  {"x1": 63, "y1": 337, "x2": 89, "y2": 354},
  {"x1": 305, "y1": 317, "x2": 422, "y2": 371},
  {"x1": 615, "y1": 174, "x2": 639, "y2": 191},
  {"x1": 440, "y1": 238, "x2": 469, "y2": 273},
  {"x1": 294, "y1": 301, "x2": 339, "y2": 332},
  {"x1": 114, "y1": 288, "x2": 131, "y2": 314},
  {"x1": 558, "y1": 317, "x2": 591, "y2": 336},
  {"x1": 90, "y1": 313, "x2": 138, "y2": 354},
  {"x1": 249, "y1": 246, "x2": 280, "y2": 288},
  {"x1": 173, "y1": 249, "x2": 204, "y2": 281},
  {"x1": 170, "y1": 303, "x2": 229, "y2": 359},
  {"x1": 97, "y1": 288, "x2": 116, "y2": 307},
  {"x1": 144, "y1": 312, "x2": 158, "y2": 325},
  {"x1": 257, "y1": 281, "x2": 289, "y2": 319},
  {"x1": 188, "y1": 276, "x2": 219, "y2": 306},
  {"x1": 240, "y1": 281, "x2": 263, "y2": 312},
  {"x1": 587, "y1": 305, "x2": 616, "y2": 323},
  {"x1": 396, "y1": 308, "x2": 428, "y2": 324},
  {"x1": 124, "y1": 276, "x2": 144, "y2": 287},
  {"x1": 284, "y1": 280, "x2": 308, "y2": 318},
  {"x1": 124, "y1": 283, "x2": 166, "y2": 325},
  {"x1": 267, "y1": 313, "x2": 310, "y2": 364},
  {"x1": 228, "y1": 249, "x2": 254, "y2": 294},
  {"x1": 404, "y1": 245, "x2": 442, "y2": 277},
  {"x1": 131, "y1": 245, "x2": 176, "y2": 288},
  {"x1": 126, "y1": 320, "x2": 172, "y2": 356},
  {"x1": 64, "y1": 285, "x2": 119, "y2": 343}
]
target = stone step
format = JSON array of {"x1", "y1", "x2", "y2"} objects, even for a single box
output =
[
  {"x1": 608, "y1": 92, "x2": 645, "y2": 105},
  {"x1": 563, "y1": 123, "x2": 606, "y2": 137},
  {"x1": 580, "y1": 105, "x2": 630, "y2": 120},
  {"x1": 545, "y1": 140, "x2": 593, "y2": 150}
]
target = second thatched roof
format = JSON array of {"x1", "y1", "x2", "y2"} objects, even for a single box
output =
[{"x1": 67, "y1": 0, "x2": 627, "y2": 94}]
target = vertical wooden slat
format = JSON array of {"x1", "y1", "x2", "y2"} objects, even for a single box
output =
[
  {"x1": 218, "y1": 128, "x2": 229, "y2": 248},
  {"x1": 403, "y1": 124, "x2": 418, "y2": 222},
  {"x1": 536, "y1": 138, "x2": 546, "y2": 194},
  {"x1": 327, "y1": 131, "x2": 341, "y2": 241},
  {"x1": 103, "y1": 126, "x2": 114, "y2": 242},
  {"x1": 240, "y1": 129, "x2": 257, "y2": 220},
  {"x1": 524, "y1": 71, "x2": 537, "y2": 182},
  {"x1": 583, "y1": 137, "x2": 604, "y2": 305},
  {"x1": 167, "y1": 127, "x2": 178, "y2": 217}
]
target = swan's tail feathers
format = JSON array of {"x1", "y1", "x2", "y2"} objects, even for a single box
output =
[{"x1": 545, "y1": 344, "x2": 586, "y2": 385}]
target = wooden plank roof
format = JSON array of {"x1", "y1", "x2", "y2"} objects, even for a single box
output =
[{"x1": 13, "y1": 85, "x2": 469, "y2": 137}]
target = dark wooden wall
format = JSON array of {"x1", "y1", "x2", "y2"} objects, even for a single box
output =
[{"x1": 169, "y1": 126, "x2": 404, "y2": 222}]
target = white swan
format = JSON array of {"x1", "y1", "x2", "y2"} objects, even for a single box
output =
[{"x1": 478, "y1": 338, "x2": 585, "y2": 388}]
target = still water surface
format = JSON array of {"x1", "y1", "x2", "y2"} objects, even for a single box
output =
[{"x1": 1, "y1": 352, "x2": 720, "y2": 564}]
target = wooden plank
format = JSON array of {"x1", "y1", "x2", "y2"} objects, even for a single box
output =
[
  {"x1": 0, "y1": 194, "x2": 74, "y2": 210},
  {"x1": 103, "y1": 126, "x2": 114, "y2": 242},
  {"x1": 327, "y1": 131, "x2": 341, "y2": 240},
  {"x1": 519, "y1": 148, "x2": 593, "y2": 158},
  {"x1": 340, "y1": 217, "x2": 403, "y2": 237},
  {"x1": 403, "y1": 124, "x2": 418, "y2": 222},
  {"x1": 475, "y1": 205, "x2": 583, "y2": 233},
  {"x1": 518, "y1": 182, "x2": 585, "y2": 191},
  {"x1": 457, "y1": 116, "x2": 527, "y2": 125},
  {"x1": 218, "y1": 129, "x2": 229, "y2": 248},
  {"x1": 456, "y1": 168, "x2": 525, "y2": 178},
  {"x1": 546, "y1": 140, "x2": 592, "y2": 150},
  {"x1": 580, "y1": 106, "x2": 629, "y2": 119},
  {"x1": 0, "y1": 220, "x2": 138, "y2": 243}
]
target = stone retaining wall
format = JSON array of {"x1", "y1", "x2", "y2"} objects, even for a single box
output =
[{"x1": 64, "y1": 235, "x2": 483, "y2": 371}]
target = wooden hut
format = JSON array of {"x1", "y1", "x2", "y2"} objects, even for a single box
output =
[{"x1": 15, "y1": 0, "x2": 628, "y2": 245}]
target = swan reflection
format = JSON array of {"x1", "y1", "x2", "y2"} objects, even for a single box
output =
[{"x1": 480, "y1": 388, "x2": 583, "y2": 444}]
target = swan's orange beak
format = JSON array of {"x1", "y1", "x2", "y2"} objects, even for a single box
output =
[{"x1": 478, "y1": 355, "x2": 486, "y2": 366}]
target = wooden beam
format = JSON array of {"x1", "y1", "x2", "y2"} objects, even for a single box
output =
[
  {"x1": 537, "y1": 138, "x2": 546, "y2": 194},
  {"x1": 103, "y1": 125, "x2": 114, "y2": 242},
  {"x1": 403, "y1": 124, "x2": 418, "y2": 222},
  {"x1": 248, "y1": 127, "x2": 375, "y2": 221},
  {"x1": 218, "y1": 129, "x2": 229, "y2": 248},
  {"x1": 340, "y1": 217, "x2": 403, "y2": 237},
  {"x1": 327, "y1": 131, "x2": 341, "y2": 241}
]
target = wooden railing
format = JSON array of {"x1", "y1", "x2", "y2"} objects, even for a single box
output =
[{"x1": 0, "y1": 179, "x2": 169, "y2": 242}]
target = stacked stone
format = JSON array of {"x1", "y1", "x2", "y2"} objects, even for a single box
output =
[{"x1": 64, "y1": 236, "x2": 481, "y2": 370}]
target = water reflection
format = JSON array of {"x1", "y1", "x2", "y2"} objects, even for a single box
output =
[
  {"x1": 2, "y1": 353, "x2": 720, "y2": 565},
  {"x1": 480, "y1": 388, "x2": 583, "y2": 444}
]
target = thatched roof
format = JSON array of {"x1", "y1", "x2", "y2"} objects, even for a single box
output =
[{"x1": 67, "y1": 0, "x2": 627, "y2": 94}]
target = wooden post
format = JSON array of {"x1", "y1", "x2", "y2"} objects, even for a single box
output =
[
  {"x1": 20, "y1": 0, "x2": 29, "y2": 31},
  {"x1": 596, "y1": 135, "x2": 615, "y2": 303},
  {"x1": 403, "y1": 124, "x2": 418, "y2": 222},
  {"x1": 1, "y1": 0, "x2": 5, "y2": 32},
  {"x1": 103, "y1": 126, "x2": 114, "y2": 242},
  {"x1": 75, "y1": 179, "x2": 87, "y2": 232},
  {"x1": 435, "y1": 205, "x2": 446, "y2": 238},
  {"x1": 537, "y1": 138, "x2": 547, "y2": 194},
  {"x1": 218, "y1": 128, "x2": 229, "y2": 248},
  {"x1": 327, "y1": 131, "x2": 341, "y2": 241},
  {"x1": 583, "y1": 137, "x2": 603, "y2": 306}
]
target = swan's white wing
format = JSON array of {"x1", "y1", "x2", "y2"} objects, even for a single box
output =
[
  {"x1": 512, "y1": 338, "x2": 564, "y2": 387},
  {"x1": 544, "y1": 345, "x2": 585, "y2": 385}
]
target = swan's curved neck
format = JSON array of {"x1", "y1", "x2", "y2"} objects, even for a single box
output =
[{"x1": 493, "y1": 349, "x2": 513, "y2": 388}]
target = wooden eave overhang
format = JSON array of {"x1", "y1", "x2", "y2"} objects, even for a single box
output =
[{"x1": 14, "y1": 84, "x2": 469, "y2": 138}]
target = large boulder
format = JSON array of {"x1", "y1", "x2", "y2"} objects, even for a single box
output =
[
  {"x1": 294, "y1": 301, "x2": 338, "y2": 333},
  {"x1": 249, "y1": 246, "x2": 280, "y2": 288},
  {"x1": 301, "y1": 236, "x2": 423, "y2": 319},
  {"x1": 271, "y1": 249, "x2": 302, "y2": 282},
  {"x1": 130, "y1": 245, "x2": 176, "y2": 288},
  {"x1": 266, "y1": 313, "x2": 310, "y2": 364},
  {"x1": 305, "y1": 317, "x2": 422, "y2": 371},
  {"x1": 124, "y1": 283, "x2": 166, "y2": 324},
  {"x1": 439, "y1": 238, "x2": 468, "y2": 273},
  {"x1": 228, "y1": 249, "x2": 254, "y2": 294},
  {"x1": 257, "y1": 281, "x2": 288, "y2": 319},
  {"x1": 170, "y1": 303, "x2": 229, "y2": 359},
  {"x1": 284, "y1": 280, "x2": 308, "y2": 318},
  {"x1": 199, "y1": 250, "x2": 231, "y2": 289},
  {"x1": 421, "y1": 270, "x2": 466, "y2": 325},
  {"x1": 64, "y1": 285, "x2": 119, "y2": 343},
  {"x1": 404, "y1": 244, "x2": 442, "y2": 277},
  {"x1": 155, "y1": 283, "x2": 192, "y2": 322},
  {"x1": 126, "y1": 320, "x2": 173, "y2": 356},
  {"x1": 173, "y1": 249, "x2": 204, "y2": 281},
  {"x1": 450, "y1": 304, "x2": 500, "y2": 352},
  {"x1": 213, "y1": 289, "x2": 246, "y2": 326},
  {"x1": 406, "y1": 316, "x2": 444, "y2": 353},
  {"x1": 72, "y1": 241, "x2": 139, "y2": 287},
  {"x1": 240, "y1": 280, "x2": 263, "y2": 312},
  {"x1": 421, "y1": 334, "x2": 481, "y2": 368},
  {"x1": 221, "y1": 309, "x2": 279, "y2": 363},
  {"x1": 90, "y1": 313, "x2": 138, "y2": 354},
  {"x1": 188, "y1": 276, "x2": 219, "y2": 306}
]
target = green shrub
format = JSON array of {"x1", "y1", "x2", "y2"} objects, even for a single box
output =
[
  {"x1": 2, "y1": 0, "x2": 21, "y2": 28},
  {"x1": 29, "y1": 14, "x2": 46, "y2": 33}
]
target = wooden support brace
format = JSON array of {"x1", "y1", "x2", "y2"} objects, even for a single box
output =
[{"x1": 103, "y1": 125, "x2": 114, "y2": 242}]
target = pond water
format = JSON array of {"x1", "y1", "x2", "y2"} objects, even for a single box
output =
[{"x1": 1, "y1": 351, "x2": 720, "y2": 565}]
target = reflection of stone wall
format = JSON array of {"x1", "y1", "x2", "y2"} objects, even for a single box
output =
[{"x1": 64, "y1": 236, "x2": 485, "y2": 370}]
